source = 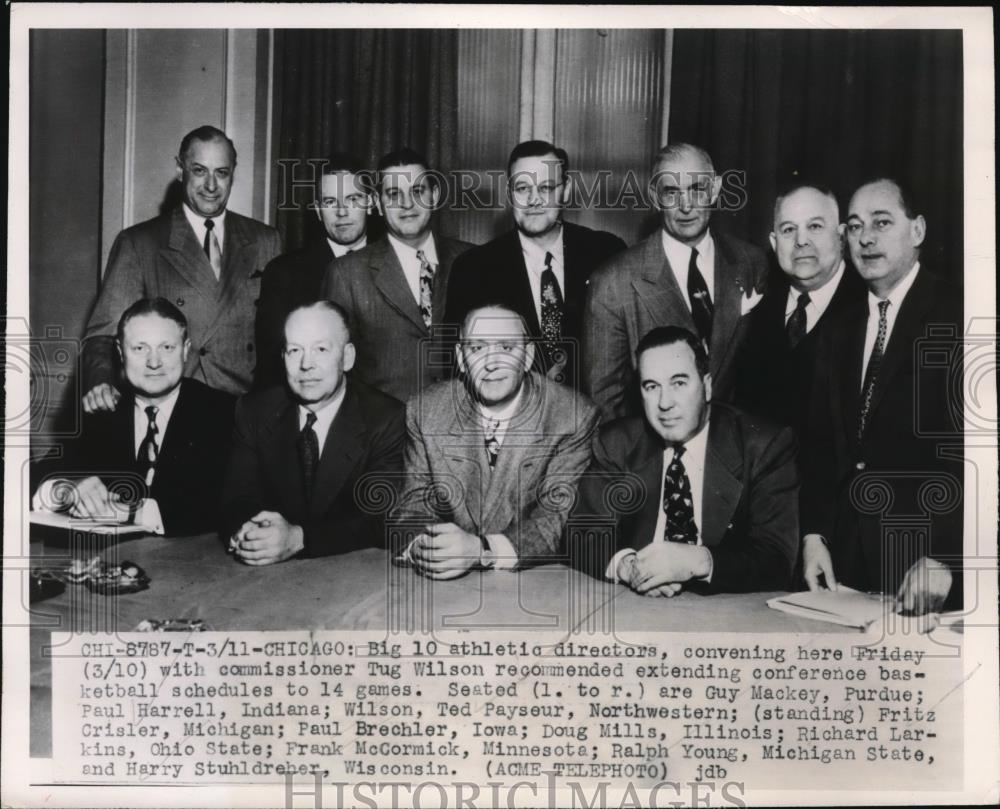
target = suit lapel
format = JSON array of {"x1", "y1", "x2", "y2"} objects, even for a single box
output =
[
  {"x1": 701, "y1": 413, "x2": 743, "y2": 546},
  {"x1": 560, "y1": 223, "x2": 589, "y2": 331},
  {"x1": 442, "y1": 395, "x2": 488, "y2": 530},
  {"x1": 369, "y1": 240, "x2": 427, "y2": 332},
  {"x1": 508, "y1": 232, "x2": 542, "y2": 335},
  {"x1": 153, "y1": 382, "x2": 195, "y2": 478},
  {"x1": 629, "y1": 427, "x2": 665, "y2": 551},
  {"x1": 201, "y1": 212, "x2": 254, "y2": 345},
  {"x1": 309, "y1": 384, "x2": 366, "y2": 517},
  {"x1": 633, "y1": 234, "x2": 695, "y2": 331},
  {"x1": 708, "y1": 233, "x2": 745, "y2": 372},
  {"x1": 111, "y1": 394, "x2": 139, "y2": 472},
  {"x1": 162, "y1": 207, "x2": 219, "y2": 301},
  {"x1": 839, "y1": 299, "x2": 868, "y2": 439},
  {"x1": 261, "y1": 398, "x2": 308, "y2": 517}
]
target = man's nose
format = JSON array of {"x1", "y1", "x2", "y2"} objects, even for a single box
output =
[
  {"x1": 858, "y1": 225, "x2": 876, "y2": 246},
  {"x1": 146, "y1": 350, "x2": 163, "y2": 368},
  {"x1": 677, "y1": 191, "x2": 694, "y2": 212},
  {"x1": 795, "y1": 227, "x2": 809, "y2": 248},
  {"x1": 204, "y1": 172, "x2": 217, "y2": 191},
  {"x1": 658, "y1": 388, "x2": 676, "y2": 410},
  {"x1": 299, "y1": 350, "x2": 316, "y2": 369}
]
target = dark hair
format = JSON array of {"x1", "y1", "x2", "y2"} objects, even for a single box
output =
[
  {"x1": 773, "y1": 180, "x2": 841, "y2": 224},
  {"x1": 116, "y1": 298, "x2": 188, "y2": 345},
  {"x1": 178, "y1": 125, "x2": 237, "y2": 165},
  {"x1": 284, "y1": 300, "x2": 353, "y2": 344},
  {"x1": 852, "y1": 177, "x2": 921, "y2": 219},
  {"x1": 317, "y1": 153, "x2": 374, "y2": 196},
  {"x1": 635, "y1": 326, "x2": 709, "y2": 378},
  {"x1": 506, "y1": 140, "x2": 569, "y2": 176},
  {"x1": 376, "y1": 147, "x2": 433, "y2": 192},
  {"x1": 459, "y1": 303, "x2": 530, "y2": 341}
]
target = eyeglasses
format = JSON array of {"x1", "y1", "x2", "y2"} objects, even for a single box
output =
[{"x1": 509, "y1": 180, "x2": 565, "y2": 204}]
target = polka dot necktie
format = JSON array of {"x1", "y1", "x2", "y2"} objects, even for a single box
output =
[
  {"x1": 540, "y1": 251, "x2": 564, "y2": 357},
  {"x1": 416, "y1": 249, "x2": 435, "y2": 329},
  {"x1": 662, "y1": 444, "x2": 697, "y2": 544}
]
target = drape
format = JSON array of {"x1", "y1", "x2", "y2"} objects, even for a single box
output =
[
  {"x1": 668, "y1": 30, "x2": 963, "y2": 277},
  {"x1": 273, "y1": 29, "x2": 459, "y2": 251}
]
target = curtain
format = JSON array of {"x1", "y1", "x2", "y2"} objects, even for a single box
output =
[
  {"x1": 668, "y1": 30, "x2": 963, "y2": 277},
  {"x1": 273, "y1": 29, "x2": 459, "y2": 250}
]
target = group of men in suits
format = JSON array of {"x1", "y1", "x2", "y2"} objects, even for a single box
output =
[{"x1": 36, "y1": 123, "x2": 964, "y2": 615}]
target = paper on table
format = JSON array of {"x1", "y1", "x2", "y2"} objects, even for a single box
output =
[
  {"x1": 766, "y1": 587, "x2": 892, "y2": 630},
  {"x1": 30, "y1": 499, "x2": 165, "y2": 536}
]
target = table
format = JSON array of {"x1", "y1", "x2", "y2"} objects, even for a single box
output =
[{"x1": 28, "y1": 532, "x2": 846, "y2": 757}]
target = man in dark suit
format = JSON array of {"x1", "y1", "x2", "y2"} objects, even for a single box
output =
[
  {"x1": 322, "y1": 147, "x2": 473, "y2": 403},
  {"x1": 801, "y1": 178, "x2": 963, "y2": 614},
  {"x1": 583, "y1": 143, "x2": 769, "y2": 422},
  {"x1": 255, "y1": 154, "x2": 377, "y2": 388},
  {"x1": 33, "y1": 298, "x2": 235, "y2": 535},
  {"x1": 82, "y1": 125, "x2": 282, "y2": 411},
  {"x1": 571, "y1": 326, "x2": 799, "y2": 595},
  {"x1": 444, "y1": 140, "x2": 626, "y2": 387},
  {"x1": 392, "y1": 304, "x2": 600, "y2": 577},
  {"x1": 736, "y1": 183, "x2": 866, "y2": 433},
  {"x1": 221, "y1": 301, "x2": 405, "y2": 565}
]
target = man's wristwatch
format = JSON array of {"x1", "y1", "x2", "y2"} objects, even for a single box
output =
[{"x1": 478, "y1": 534, "x2": 496, "y2": 569}]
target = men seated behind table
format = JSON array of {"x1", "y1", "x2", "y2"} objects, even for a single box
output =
[
  {"x1": 221, "y1": 301, "x2": 405, "y2": 565},
  {"x1": 571, "y1": 326, "x2": 799, "y2": 595},
  {"x1": 391, "y1": 304, "x2": 600, "y2": 577},
  {"x1": 82, "y1": 125, "x2": 281, "y2": 409},
  {"x1": 33, "y1": 298, "x2": 235, "y2": 534}
]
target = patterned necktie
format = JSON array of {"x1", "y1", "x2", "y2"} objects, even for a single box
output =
[
  {"x1": 298, "y1": 411, "x2": 319, "y2": 499},
  {"x1": 687, "y1": 247, "x2": 714, "y2": 345},
  {"x1": 540, "y1": 251, "x2": 564, "y2": 351},
  {"x1": 857, "y1": 299, "x2": 891, "y2": 443},
  {"x1": 786, "y1": 291, "x2": 811, "y2": 349},
  {"x1": 137, "y1": 405, "x2": 159, "y2": 484},
  {"x1": 203, "y1": 218, "x2": 222, "y2": 279},
  {"x1": 416, "y1": 249, "x2": 435, "y2": 329},
  {"x1": 484, "y1": 419, "x2": 501, "y2": 470},
  {"x1": 662, "y1": 444, "x2": 698, "y2": 544}
]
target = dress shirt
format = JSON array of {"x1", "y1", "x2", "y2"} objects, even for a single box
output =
[
  {"x1": 387, "y1": 232, "x2": 438, "y2": 307},
  {"x1": 784, "y1": 261, "x2": 845, "y2": 334},
  {"x1": 606, "y1": 419, "x2": 712, "y2": 583},
  {"x1": 182, "y1": 204, "x2": 226, "y2": 259},
  {"x1": 661, "y1": 229, "x2": 716, "y2": 308},
  {"x1": 134, "y1": 386, "x2": 182, "y2": 484},
  {"x1": 518, "y1": 227, "x2": 566, "y2": 324},
  {"x1": 327, "y1": 235, "x2": 366, "y2": 259},
  {"x1": 861, "y1": 262, "x2": 921, "y2": 384},
  {"x1": 297, "y1": 384, "x2": 347, "y2": 458}
]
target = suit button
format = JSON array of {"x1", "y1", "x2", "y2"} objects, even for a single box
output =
[
  {"x1": 199, "y1": 347, "x2": 209, "y2": 356},
  {"x1": 855, "y1": 461, "x2": 866, "y2": 471},
  {"x1": 246, "y1": 343, "x2": 254, "y2": 352},
  {"x1": 176, "y1": 298, "x2": 185, "y2": 307}
]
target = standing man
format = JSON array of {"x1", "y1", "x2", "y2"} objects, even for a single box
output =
[
  {"x1": 735, "y1": 183, "x2": 866, "y2": 432},
  {"x1": 571, "y1": 327, "x2": 799, "y2": 595},
  {"x1": 445, "y1": 140, "x2": 625, "y2": 387},
  {"x1": 34, "y1": 298, "x2": 235, "y2": 535},
  {"x1": 583, "y1": 143, "x2": 768, "y2": 421},
  {"x1": 392, "y1": 304, "x2": 600, "y2": 577},
  {"x1": 255, "y1": 154, "x2": 377, "y2": 388},
  {"x1": 801, "y1": 178, "x2": 964, "y2": 614},
  {"x1": 322, "y1": 147, "x2": 473, "y2": 403},
  {"x1": 82, "y1": 125, "x2": 281, "y2": 410},
  {"x1": 221, "y1": 301, "x2": 405, "y2": 565}
]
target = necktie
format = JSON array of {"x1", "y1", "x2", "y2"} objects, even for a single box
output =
[
  {"x1": 687, "y1": 247, "x2": 713, "y2": 345},
  {"x1": 137, "y1": 405, "x2": 159, "y2": 485},
  {"x1": 203, "y1": 218, "x2": 222, "y2": 279},
  {"x1": 484, "y1": 419, "x2": 501, "y2": 470},
  {"x1": 540, "y1": 251, "x2": 564, "y2": 346},
  {"x1": 786, "y1": 292, "x2": 811, "y2": 349},
  {"x1": 857, "y1": 300, "x2": 890, "y2": 443},
  {"x1": 298, "y1": 411, "x2": 319, "y2": 499},
  {"x1": 662, "y1": 444, "x2": 698, "y2": 544},
  {"x1": 416, "y1": 249, "x2": 435, "y2": 329}
]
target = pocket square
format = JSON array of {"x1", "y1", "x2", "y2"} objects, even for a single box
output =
[{"x1": 740, "y1": 290, "x2": 764, "y2": 316}]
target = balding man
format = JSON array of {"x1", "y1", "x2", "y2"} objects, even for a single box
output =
[
  {"x1": 583, "y1": 142, "x2": 768, "y2": 421},
  {"x1": 83, "y1": 125, "x2": 281, "y2": 409}
]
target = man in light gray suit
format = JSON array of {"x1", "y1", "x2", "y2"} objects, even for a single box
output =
[
  {"x1": 583, "y1": 143, "x2": 768, "y2": 421},
  {"x1": 82, "y1": 125, "x2": 282, "y2": 410},
  {"x1": 392, "y1": 304, "x2": 600, "y2": 578},
  {"x1": 322, "y1": 147, "x2": 473, "y2": 403}
]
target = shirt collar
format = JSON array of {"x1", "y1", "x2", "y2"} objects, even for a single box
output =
[
  {"x1": 387, "y1": 231, "x2": 437, "y2": 265},
  {"x1": 477, "y1": 384, "x2": 525, "y2": 426},
  {"x1": 182, "y1": 203, "x2": 226, "y2": 241},
  {"x1": 134, "y1": 384, "x2": 182, "y2": 422},
  {"x1": 328, "y1": 234, "x2": 367, "y2": 258},
  {"x1": 868, "y1": 260, "x2": 920, "y2": 311},
  {"x1": 661, "y1": 228, "x2": 714, "y2": 270},
  {"x1": 786, "y1": 260, "x2": 845, "y2": 314},
  {"x1": 298, "y1": 383, "x2": 347, "y2": 431},
  {"x1": 517, "y1": 226, "x2": 564, "y2": 273},
  {"x1": 672, "y1": 415, "x2": 710, "y2": 460}
]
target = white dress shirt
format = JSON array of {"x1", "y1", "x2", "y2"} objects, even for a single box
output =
[
  {"x1": 133, "y1": 386, "x2": 182, "y2": 485},
  {"x1": 861, "y1": 262, "x2": 921, "y2": 384},
  {"x1": 518, "y1": 228, "x2": 566, "y2": 324},
  {"x1": 387, "y1": 232, "x2": 438, "y2": 306},
  {"x1": 474, "y1": 389, "x2": 525, "y2": 569},
  {"x1": 297, "y1": 384, "x2": 347, "y2": 457},
  {"x1": 662, "y1": 229, "x2": 716, "y2": 309},
  {"x1": 328, "y1": 235, "x2": 366, "y2": 258},
  {"x1": 182, "y1": 204, "x2": 226, "y2": 261},
  {"x1": 784, "y1": 260, "x2": 845, "y2": 333}
]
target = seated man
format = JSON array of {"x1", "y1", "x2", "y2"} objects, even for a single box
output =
[
  {"x1": 221, "y1": 301, "x2": 405, "y2": 564},
  {"x1": 392, "y1": 304, "x2": 600, "y2": 577},
  {"x1": 33, "y1": 298, "x2": 235, "y2": 535},
  {"x1": 571, "y1": 326, "x2": 799, "y2": 595}
]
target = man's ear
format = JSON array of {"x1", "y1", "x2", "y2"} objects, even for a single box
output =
[
  {"x1": 174, "y1": 156, "x2": 184, "y2": 182},
  {"x1": 703, "y1": 372, "x2": 713, "y2": 403},
  {"x1": 709, "y1": 174, "x2": 723, "y2": 206},
  {"x1": 181, "y1": 338, "x2": 191, "y2": 363},
  {"x1": 343, "y1": 341, "x2": 356, "y2": 373},
  {"x1": 522, "y1": 340, "x2": 536, "y2": 372},
  {"x1": 429, "y1": 183, "x2": 441, "y2": 210},
  {"x1": 115, "y1": 340, "x2": 124, "y2": 364},
  {"x1": 768, "y1": 231, "x2": 777, "y2": 254},
  {"x1": 454, "y1": 343, "x2": 467, "y2": 376},
  {"x1": 559, "y1": 172, "x2": 574, "y2": 206},
  {"x1": 911, "y1": 215, "x2": 926, "y2": 247}
]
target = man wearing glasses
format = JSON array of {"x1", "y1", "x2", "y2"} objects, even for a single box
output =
[
  {"x1": 445, "y1": 140, "x2": 625, "y2": 389},
  {"x1": 391, "y1": 304, "x2": 599, "y2": 578},
  {"x1": 323, "y1": 147, "x2": 473, "y2": 403},
  {"x1": 583, "y1": 142, "x2": 769, "y2": 422}
]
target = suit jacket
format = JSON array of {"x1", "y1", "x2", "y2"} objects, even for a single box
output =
[
  {"x1": 254, "y1": 237, "x2": 335, "y2": 389},
  {"x1": 220, "y1": 378, "x2": 406, "y2": 557},
  {"x1": 83, "y1": 207, "x2": 282, "y2": 396},
  {"x1": 321, "y1": 233, "x2": 474, "y2": 403},
  {"x1": 444, "y1": 222, "x2": 626, "y2": 386},
  {"x1": 583, "y1": 229, "x2": 769, "y2": 421},
  {"x1": 735, "y1": 264, "x2": 867, "y2": 434},
  {"x1": 800, "y1": 269, "x2": 964, "y2": 605},
  {"x1": 391, "y1": 372, "x2": 600, "y2": 563},
  {"x1": 33, "y1": 379, "x2": 235, "y2": 535},
  {"x1": 570, "y1": 402, "x2": 800, "y2": 593}
]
